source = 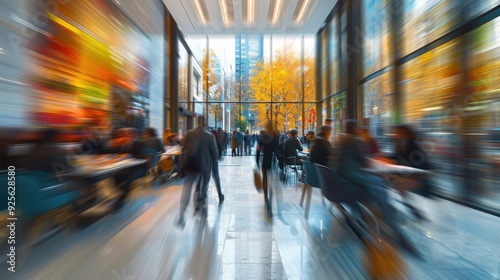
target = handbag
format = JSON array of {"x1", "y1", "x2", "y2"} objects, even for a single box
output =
[{"x1": 252, "y1": 160, "x2": 262, "y2": 193}]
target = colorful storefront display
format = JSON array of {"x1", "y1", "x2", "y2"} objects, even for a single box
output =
[{"x1": 27, "y1": 0, "x2": 150, "y2": 140}]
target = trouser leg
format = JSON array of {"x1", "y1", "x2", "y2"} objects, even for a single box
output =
[
  {"x1": 212, "y1": 164, "x2": 223, "y2": 198},
  {"x1": 179, "y1": 171, "x2": 198, "y2": 216}
]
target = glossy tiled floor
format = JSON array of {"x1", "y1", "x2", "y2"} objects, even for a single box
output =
[{"x1": 2, "y1": 154, "x2": 500, "y2": 279}]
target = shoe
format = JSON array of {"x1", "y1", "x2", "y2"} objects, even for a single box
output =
[
  {"x1": 219, "y1": 194, "x2": 225, "y2": 204},
  {"x1": 176, "y1": 215, "x2": 186, "y2": 229},
  {"x1": 194, "y1": 199, "x2": 206, "y2": 212}
]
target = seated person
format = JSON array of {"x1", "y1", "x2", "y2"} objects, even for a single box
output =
[
  {"x1": 283, "y1": 129, "x2": 306, "y2": 165},
  {"x1": 166, "y1": 133, "x2": 180, "y2": 146},
  {"x1": 309, "y1": 125, "x2": 332, "y2": 166},
  {"x1": 104, "y1": 128, "x2": 147, "y2": 211},
  {"x1": 303, "y1": 131, "x2": 315, "y2": 149},
  {"x1": 357, "y1": 127, "x2": 381, "y2": 158},
  {"x1": 142, "y1": 127, "x2": 165, "y2": 154},
  {"x1": 332, "y1": 120, "x2": 418, "y2": 255},
  {"x1": 14, "y1": 128, "x2": 70, "y2": 176},
  {"x1": 80, "y1": 127, "x2": 105, "y2": 155},
  {"x1": 387, "y1": 124, "x2": 433, "y2": 220}
]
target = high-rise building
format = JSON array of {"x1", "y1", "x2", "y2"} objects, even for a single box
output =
[{"x1": 235, "y1": 34, "x2": 264, "y2": 96}]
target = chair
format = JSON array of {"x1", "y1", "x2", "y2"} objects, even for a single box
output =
[
  {"x1": 300, "y1": 160, "x2": 325, "y2": 218},
  {"x1": 315, "y1": 163, "x2": 382, "y2": 239},
  {"x1": 285, "y1": 156, "x2": 302, "y2": 183},
  {"x1": 315, "y1": 163, "x2": 368, "y2": 205},
  {"x1": 143, "y1": 148, "x2": 160, "y2": 168},
  {"x1": 0, "y1": 170, "x2": 80, "y2": 246}
]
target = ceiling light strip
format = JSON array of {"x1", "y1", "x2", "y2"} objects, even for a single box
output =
[
  {"x1": 296, "y1": 0, "x2": 310, "y2": 22},
  {"x1": 220, "y1": 0, "x2": 229, "y2": 26},
  {"x1": 194, "y1": 0, "x2": 207, "y2": 24},
  {"x1": 272, "y1": 0, "x2": 282, "y2": 24},
  {"x1": 248, "y1": 0, "x2": 254, "y2": 23}
]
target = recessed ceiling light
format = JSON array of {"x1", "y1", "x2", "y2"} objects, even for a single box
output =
[
  {"x1": 247, "y1": 0, "x2": 255, "y2": 23},
  {"x1": 295, "y1": 0, "x2": 310, "y2": 22},
  {"x1": 194, "y1": 0, "x2": 208, "y2": 25},
  {"x1": 272, "y1": 0, "x2": 283, "y2": 24}
]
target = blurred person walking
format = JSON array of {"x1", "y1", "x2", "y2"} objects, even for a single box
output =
[
  {"x1": 244, "y1": 130, "x2": 252, "y2": 155},
  {"x1": 177, "y1": 117, "x2": 220, "y2": 227},
  {"x1": 256, "y1": 121, "x2": 279, "y2": 214},
  {"x1": 236, "y1": 128, "x2": 244, "y2": 156},
  {"x1": 231, "y1": 130, "x2": 237, "y2": 157}
]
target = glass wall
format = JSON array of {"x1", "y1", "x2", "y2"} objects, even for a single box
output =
[
  {"x1": 182, "y1": 34, "x2": 316, "y2": 137},
  {"x1": 401, "y1": 39, "x2": 464, "y2": 197},
  {"x1": 317, "y1": 0, "x2": 500, "y2": 211},
  {"x1": 467, "y1": 17, "x2": 500, "y2": 208}
]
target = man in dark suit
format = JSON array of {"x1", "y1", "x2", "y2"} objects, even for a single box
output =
[{"x1": 177, "y1": 117, "x2": 221, "y2": 226}]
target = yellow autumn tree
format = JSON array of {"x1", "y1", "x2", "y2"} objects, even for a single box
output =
[
  {"x1": 203, "y1": 49, "x2": 223, "y2": 127},
  {"x1": 249, "y1": 45, "x2": 316, "y2": 133}
]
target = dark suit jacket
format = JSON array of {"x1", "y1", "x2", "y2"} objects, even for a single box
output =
[
  {"x1": 309, "y1": 134, "x2": 331, "y2": 166},
  {"x1": 180, "y1": 126, "x2": 218, "y2": 173},
  {"x1": 284, "y1": 137, "x2": 303, "y2": 157}
]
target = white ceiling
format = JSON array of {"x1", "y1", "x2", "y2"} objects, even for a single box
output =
[{"x1": 163, "y1": 0, "x2": 336, "y2": 35}]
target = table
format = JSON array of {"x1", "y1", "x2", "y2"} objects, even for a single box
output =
[
  {"x1": 61, "y1": 156, "x2": 149, "y2": 214},
  {"x1": 298, "y1": 150, "x2": 310, "y2": 156},
  {"x1": 163, "y1": 145, "x2": 182, "y2": 157},
  {"x1": 65, "y1": 156, "x2": 148, "y2": 180},
  {"x1": 159, "y1": 146, "x2": 182, "y2": 181},
  {"x1": 362, "y1": 159, "x2": 429, "y2": 175}
]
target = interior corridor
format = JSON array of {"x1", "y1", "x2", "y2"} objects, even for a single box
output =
[{"x1": 4, "y1": 155, "x2": 500, "y2": 280}]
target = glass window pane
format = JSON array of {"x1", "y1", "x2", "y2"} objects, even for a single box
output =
[
  {"x1": 362, "y1": 71, "x2": 394, "y2": 152},
  {"x1": 403, "y1": 0, "x2": 460, "y2": 55},
  {"x1": 465, "y1": 0, "x2": 500, "y2": 20},
  {"x1": 331, "y1": 92, "x2": 346, "y2": 136},
  {"x1": 362, "y1": 0, "x2": 392, "y2": 75},
  {"x1": 178, "y1": 41, "x2": 189, "y2": 106},
  {"x1": 322, "y1": 28, "x2": 329, "y2": 100},
  {"x1": 330, "y1": 13, "x2": 339, "y2": 94},
  {"x1": 468, "y1": 18, "x2": 500, "y2": 208},
  {"x1": 304, "y1": 103, "x2": 317, "y2": 132},
  {"x1": 339, "y1": 6, "x2": 347, "y2": 90},
  {"x1": 402, "y1": 39, "x2": 463, "y2": 197}
]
